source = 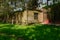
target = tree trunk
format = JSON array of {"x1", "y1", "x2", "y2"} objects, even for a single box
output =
[
  {"x1": 47, "y1": 0, "x2": 48, "y2": 6},
  {"x1": 6, "y1": 14, "x2": 9, "y2": 23},
  {"x1": 15, "y1": 13, "x2": 18, "y2": 24},
  {"x1": 18, "y1": 12, "x2": 22, "y2": 24}
]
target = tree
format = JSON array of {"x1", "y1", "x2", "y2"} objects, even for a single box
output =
[
  {"x1": 0, "y1": 0, "x2": 39, "y2": 24},
  {"x1": 27, "y1": 0, "x2": 38, "y2": 9},
  {"x1": 47, "y1": 0, "x2": 49, "y2": 6}
]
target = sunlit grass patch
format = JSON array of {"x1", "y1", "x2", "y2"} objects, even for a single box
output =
[{"x1": 0, "y1": 23, "x2": 60, "y2": 40}]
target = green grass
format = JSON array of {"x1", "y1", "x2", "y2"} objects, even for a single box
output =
[{"x1": 0, "y1": 23, "x2": 60, "y2": 40}]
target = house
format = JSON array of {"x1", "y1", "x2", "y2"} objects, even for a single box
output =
[
  {"x1": 0, "y1": 0, "x2": 49, "y2": 24},
  {"x1": 0, "y1": 0, "x2": 60, "y2": 24},
  {"x1": 10, "y1": 8, "x2": 49, "y2": 25},
  {"x1": 22, "y1": 9, "x2": 49, "y2": 24}
]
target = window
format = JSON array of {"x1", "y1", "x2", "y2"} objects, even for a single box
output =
[{"x1": 34, "y1": 13, "x2": 38, "y2": 19}]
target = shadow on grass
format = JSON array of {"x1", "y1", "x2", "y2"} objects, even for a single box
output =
[{"x1": 32, "y1": 24, "x2": 60, "y2": 40}]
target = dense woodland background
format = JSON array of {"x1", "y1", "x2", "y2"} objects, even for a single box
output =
[{"x1": 0, "y1": 0, "x2": 60, "y2": 24}]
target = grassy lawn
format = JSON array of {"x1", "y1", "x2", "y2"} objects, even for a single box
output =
[{"x1": 0, "y1": 23, "x2": 60, "y2": 40}]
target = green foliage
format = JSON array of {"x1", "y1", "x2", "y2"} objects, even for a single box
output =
[
  {"x1": 27, "y1": 0, "x2": 38, "y2": 10},
  {"x1": 50, "y1": 2, "x2": 60, "y2": 22},
  {"x1": 0, "y1": 24, "x2": 60, "y2": 40},
  {"x1": 44, "y1": 2, "x2": 60, "y2": 23}
]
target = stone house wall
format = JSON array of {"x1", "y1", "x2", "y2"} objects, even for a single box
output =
[
  {"x1": 4, "y1": 9, "x2": 48, "y2": 24},
  {"x1": 22, "y1": 10, "x2": 48, "y2": 24}
]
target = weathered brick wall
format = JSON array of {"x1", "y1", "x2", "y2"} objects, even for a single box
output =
[
  {"x1": 10, "y1": 9, "x2": 48, "y2": 24},
  {"x1": 38, "y1": 12, "x2": 44, "y2": 23},
  {"x1": 22, "y1": 10, "x2": 34, "y2": 24},
  {"x1": 22, "y1": 10, "x2": 46, "y2": 24}
]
